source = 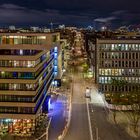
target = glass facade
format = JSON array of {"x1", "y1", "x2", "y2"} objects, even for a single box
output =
[
  {"x1": 0, "y1": 83, "x2": 36, "y2": 91},
  {"x1": 99, "y1": 69, "x2": 140, "y2": 76},
  {"x1": 0, "y1": 49, "x2": 40, "y2": 55},
  {"x1": 0, "y1": 36, "x2": 47, "y2": 45},
  {"x1": 0, "y1": 95, "x2": 33, "y2": 102},
  {"x1": 0, "y1": 33, "x2": 60, "y2": 122},
  {"x1": 99, "y1": 76, "x2": 140, "y2": 84},
  {"x1": 98, "y1": 42, "x2": 140, "y2": 93},
  {"x1": 0, "y1": 71, "x2": 54, "y2": 114},
  {"x1": 0, "y1": 71, "x2": 35, "y2": 79},
  {"x1": 100, "y1": 44, "x2": 140, "y2": 51},
  {"x1": 0, "y1": 56, "x2": 53, "y2": 79},
  {"x1": 0, "y1": 106, "x2": 35, "y2": 114},
  {"x1": 0, "y1": 60, "x2": 38, "y2": 67},
  {"x1": 0, "y1": 52, "x2": 50, "y2": 68},
  {"x1": 0, "y1": 70, "x2": 54, "y2": 103},
  {"x1": 0, "y1": 64, "x2": 53, "y2": 91}
]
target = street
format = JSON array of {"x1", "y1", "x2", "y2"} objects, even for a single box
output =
[
  {"x1": 65, "y1": 31, "x2": 140, "y2": 140},
  {"x1": 65, "y1": 72, "x2": 90, "y2": 140}
]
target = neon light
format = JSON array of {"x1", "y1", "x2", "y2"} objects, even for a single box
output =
[
  {"x1": 54, "y1": 66, "x2": 58, "y2": 71},
  {"x1": 54, "y1": 53, "x2": 57, "y2": 59},
  {"x1": 54, "y1": 81, "x2": 57, "y2": 86},
  {"x1": 54, "y1": 47, "x2": 58, "y2": 52},
  {"x1": 54, "y1": 72, "x2": 57, "y2": 76}
]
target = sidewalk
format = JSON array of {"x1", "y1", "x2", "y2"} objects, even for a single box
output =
[
  {"x1": 48, "y1": 95, "x2": 68, "y2": 140},
  {"x1": 87, "y1": 84, "x2": 140, "y2": 140},
  {"x1": 90, "y1": 87, "x2": 104, "y2": 105},
  {"x1": 108, "y1": 109, "x2": 140, "y2": 138}
]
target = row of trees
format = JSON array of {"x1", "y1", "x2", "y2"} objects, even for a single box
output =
[{"x1": 107, "y1": 78, "x2": 140, "y2": 135}]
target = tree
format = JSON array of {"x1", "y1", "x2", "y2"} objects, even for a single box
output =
[
  {"x1": 109, "y1": 78, "x2": 128, "y2": 123},
  {"x1": 126, "y1": 90, "x2": 140, "y2": 136},
  {"x1": 82, "y1": 62, "x2": 89, "y2": 73},
  {"x1": 61, "y1": 76, "x2": 71, "y2": 90}
]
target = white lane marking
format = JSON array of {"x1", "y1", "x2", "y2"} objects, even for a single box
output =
[{"x1": 86, "y1": 99, "x2": 94, "y2": 140}]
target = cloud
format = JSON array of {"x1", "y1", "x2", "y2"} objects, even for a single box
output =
[
  {"x1": 94, "y1": 16, "x2": 116, "y2": 23},
  {"x1": 0, "y1": 4, "x2": 25, "y2": 9},
  {"x1": 112, "y1": 10, "x2": 126, "y2": 16},
  {"x1": 0, "y1": 1, "x2": 140, "y2": 28},
  {"x1": 0, "y1": 4, "x2": 58, "y2": 24},
  {"x1": 0, "y1": 3, "x2": 92, "y2": 26}
]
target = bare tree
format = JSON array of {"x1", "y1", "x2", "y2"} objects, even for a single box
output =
[
  {"x1": 107, "y1": 78, "x2": 140, "y2": 134},
  {"x1": 109, "y1": 78, "x2": 127, "y2": 123},
  {"x1": 126, "y1": 90, "x2": 140, "y2": 135}
]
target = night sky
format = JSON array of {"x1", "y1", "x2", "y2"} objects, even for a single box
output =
[{"x1": 0, "y1": 0, "x2": 140, "y2": 28}]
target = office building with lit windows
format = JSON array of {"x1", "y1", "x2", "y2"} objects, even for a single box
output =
[
  {"x1": 96, "y1": 39, "x2": 140, "y2": 94},
  {"x1": 0, "y1": 32, "x2": 60, "y2": 135}
]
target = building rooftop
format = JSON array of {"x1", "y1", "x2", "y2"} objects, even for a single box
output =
[{"x1": 85, "y1": 30, "x2": 140, "y2": 40}]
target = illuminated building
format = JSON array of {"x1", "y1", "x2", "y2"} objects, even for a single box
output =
[
  {"x1": 0, "y1": 32, "x2": 60, "y2": 135},
  {"x1": 97, "y1": 39, "x2": 140, "y2": 94},
  {"x1": 85, "y1": 32, "x2": 140, "y2": 94}
]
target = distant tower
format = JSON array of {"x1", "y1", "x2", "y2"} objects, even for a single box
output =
[{"x1": 50, "y1": 22, "x2": 53, "y2": 30}]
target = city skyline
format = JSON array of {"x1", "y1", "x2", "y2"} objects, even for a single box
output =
[
  {"x1": 0, "y1": 23, "x2": 140, "y2": 140},
  {"x1": 0, "y1": 1, "x2": 140, "y2": 140},
  {"x1": 0, "y1": 0, "x2": 140, "y2": 28}
]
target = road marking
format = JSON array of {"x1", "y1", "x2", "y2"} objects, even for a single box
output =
[
  {"x1": 96, "y1": 127, "x2": 99, "y2": 140},
  {"x1": 86, "y1": 99, "x2": 94, "y2": 140}
]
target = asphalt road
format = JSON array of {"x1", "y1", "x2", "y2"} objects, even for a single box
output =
[{"x1": 65, "y1": 72, "x2": 90, "y2": 140}]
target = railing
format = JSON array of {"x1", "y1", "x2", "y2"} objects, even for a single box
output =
[{"x1": 105, "y1": 100, "x2": 139, "y2": 111}]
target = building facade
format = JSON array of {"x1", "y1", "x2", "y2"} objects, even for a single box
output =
[
  {"x1": 0, "y1": 32, "x2": 60, "y2": 135},
  {"x1": 96, "y1": 39, "x2": 140, "y2": 94}
]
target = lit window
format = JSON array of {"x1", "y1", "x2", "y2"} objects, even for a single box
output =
[
  {"x1": 136, "y1": 44, "x2": 138, "y2": 50},
  {"x1": 54, "y1": 81, "x2": 57, "y2": 86},
  {"x1": 37, "y1": 36, "x2": 46, "y2": 39},
  {"x1": 54, "y1": 47, "x2": 58, "y2": 52},
  {"x1": 54, "y1": 66, "x2": 57, "y2": 71},
  {"x1": 54, "y1": 53, "x2": 57, "y2": 59},
  {"x1": 20, "y1": 50, "x2": 23, "y2": 55},
  {"x1": 52, "y1": 81, "x2": 55, "y2": 85},
  {"x1": 1, "y1": 71, "x2": 5, "y2": 74},
  {"x1": 54, "y1": 72, "x2": 57, "y2": 76},
  {"x1": 27, "y1": 61, "x2": 35, "y2": 67},
  {"x1": 39, "y1": 77, "x2": 43, "y2": 85},
  {"x1": 112, "y1": 44, "x2": 114, "y2": 50},
  {"x1": 125, "y1": 44, "x2": 128, "y2": 50}
]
